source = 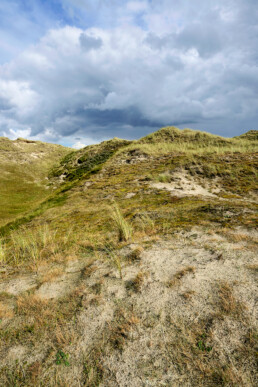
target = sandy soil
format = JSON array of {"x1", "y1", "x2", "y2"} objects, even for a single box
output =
[{"x1": 0, "y1": 226, "x2": 257, "y2": 386}]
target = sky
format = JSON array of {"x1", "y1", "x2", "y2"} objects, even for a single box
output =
[{"x1": 0, "y1": 0, "x2": 257, "y2": 148}]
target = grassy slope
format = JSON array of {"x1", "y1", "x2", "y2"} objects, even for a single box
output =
[
  {"x1": 1, "y1": 126, "x2": 257, "y2": 247},
  {"x1": 0, "y1": 127, "x2": 257, "y2": 386},
  {"x1": 0, "y1": 137, "x2": 71, "y2": 227}
]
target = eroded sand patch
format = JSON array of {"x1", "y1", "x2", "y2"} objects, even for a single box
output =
[{"x1": 151, "y1": 170, "x2": 218, "y2": 198}]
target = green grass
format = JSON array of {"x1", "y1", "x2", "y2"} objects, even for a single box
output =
[
  {"x1": 110, "y1": 202, "x2": 133, "y2": 242},
  {"x1": 0, "y1": 137, "x2": 70, "y2": 227},
  {"x1": 0, "y1": 127, "x2": 257, "y2": 386},
  {"x1": 50, "y1": 137, "x2": 131, "y2": 181},
  {"x1": 0, "y1": 127, "x2": 257, "y2": 269}
]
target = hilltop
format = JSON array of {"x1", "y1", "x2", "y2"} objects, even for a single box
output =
[
  {"x1": 0, "y1": 127, "x2": 257, "y2": 386},
  {"x1": 0, "y1": 137, "x2": 71, "y2": 227}
]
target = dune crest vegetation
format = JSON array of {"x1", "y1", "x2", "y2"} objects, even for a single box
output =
[{"x1": 0, "y1": 127, "x2": 257, "y2": 386}]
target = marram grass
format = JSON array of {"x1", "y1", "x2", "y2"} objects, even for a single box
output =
[{"x1": 110, "y1": 202, "x2": 133, "y2": 242}]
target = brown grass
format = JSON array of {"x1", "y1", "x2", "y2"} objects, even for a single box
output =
[
  {"x1": 0, "y1": 301, "x2": 14, "y2": 319},
  {"x1": 216, "y1": 281, "x2": 246, "y2": 317},
  {"x1": 39, "y1": 266, "x2": 64, "y2": 283},
  {"x1": 27, "y1": 361, "x2": 42, "y2": 385},
  {"x1": 81, "y1": 262, "x2": 98, "y2": 278},
  {"x1": 166, "y1": 316, "x2": 245, "y2": 386},
  {"x1": 246, "y1": 264, "x2": 258, "y2": 272},
  {"x1": 127, "y1": 246, "x2": 143, "y2": 262},
  {"x1": 107, "y1": 307, "x2": 139, "y2": 351},
  {"x1": 126, "y1": 272, "x2": 145, "y2": 292},
  {"x1": 167, "y1": 266, "x2": 196, "y2": 287},
  {"x1": 181, "y1": 290, "x2": 196, "y2": 300}
]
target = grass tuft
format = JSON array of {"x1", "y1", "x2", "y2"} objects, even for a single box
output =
[
  {"x1": 0, "y1": 241, "x2": 6, "y2": 264},
  {"x1": 216, "y1": 281, "x2": 246, "y2": 317},
  {"x1": 167, "y1": 266, "x2": 196, "y2": 287},
  {"x1": 126, "y1": 272, "x2": 145, "y2": 292},
  {"x1": 110, "y1": 202, "x2": 133, "y2": 242}
]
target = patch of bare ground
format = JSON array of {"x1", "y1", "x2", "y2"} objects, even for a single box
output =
[
  {"x1": 150, "y1": 168, "x2": 257, "y2": 204},
  {"x1": 0, "y1": 227, "x2": 257, "y2": 386},
  {"x1": 151, "y1": 169, "x2": 218, "y2": 198}
]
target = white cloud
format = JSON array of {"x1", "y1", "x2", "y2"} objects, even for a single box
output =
[
  {"x1": 7, "y1": 127, "x2": 32, "y2": 140},
  {"x1": 0, "y1": 0, "x2": 257, "y2": 145},
  {"x1": 72, "y1": 140, "x2": 86, "y2": 149},
  {"x1": 0, "y1": 79, "x2": 39, "y2": 115},
  {"x1": 126, "y1": 1, "x2": 148, "y2": 13}
]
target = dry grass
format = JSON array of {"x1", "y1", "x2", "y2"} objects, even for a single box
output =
[
  {"x1": 102, "y1": 245, "x2": 123, "y2": 279},
  {"x1": 81, "y1": 261, "x2": 97, "y2": 278},
  {"x1": 2, "y1": 224, "x2": 77, "y2": 267},
  {"x1": 107, "y1": 307, "x2": 139, "y2": 351},
  {"x1": 220, "y1": 229, "x2": 257, "y2": 244},
  {"x1": 181, "y1": 290, "x2": 196, "y2": 300},
  {"x1": 165, "y1": 316, "x2": 247, "y2": 386},
  {"x1": 127, "y1": 246, "x2": 143, "y2": 262},
  {"x1": 0, "y1": 301, "x2": 14, "y2": 319},
  {"x1": 126, "y1": 272, "x2": 145, "y2": 292},
  {"x1": 0, "y1": 241, "x2": 6, "y2": 264},
  {"x1": 246, "y1": 264, "x2": 258, "y2": 272},
  {"x1": 82, "y1": 349, "x2": 104, "y2": 386},
  {"x1": 81, "y1": 306, "x2": 140, "y2": 385},
  {"x1": 27, "y1": 361, "x2": 42, "y2": 385},
  {"x1": 216, "y1": 281, "x2": 246, "y2": 317},
  {"x1": 118, "y1": 139, "x2": 257, "y2": 158},
  {"x1": 110, "y1": 202, "x2": 133, "y2": 242},
  {"x1": 167, "y1": 266, "x2": 196, "y2": 287},
  {"x1": 16, "y1": 294, "x2": 50, "y2": 318},
  {"x1": 133, "y1": 213, "x2": 156, "y2": 235},
  {"x1": 39, "y1": 267, "x2": 64, "y2": 283}
]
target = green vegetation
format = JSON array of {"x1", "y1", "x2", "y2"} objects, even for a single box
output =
[
  {"x1": 0, "y1": 127, "x2": 257, "y2": 268},
  {"x1": 50, "y1": 137, "x2": 131, "y2": 181},
  {"x1": 0, "y1": 137, "x2": 70, "y2": 227},
  {"x1": 110, "y1": 202, "x2": 133, "y2": 242},
  {"x1": 55, "y1": 350, "x2": 70, "y2": 366},
  {"x1": 0, "y1": 127, "x2": 257, "y2": 386}
]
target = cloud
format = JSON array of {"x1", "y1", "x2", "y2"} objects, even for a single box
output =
[
  {"x1": 79, "y1": 33, "x2": 103, "y2": 50},
  {"x1": 72, "y1": 140, "x2": 86, "y2": 149},
  {"x1": 126, "y1": 1, "x2": 148, "y2": 13},
  {"x1": 0, "y1": 0, "x2": 71, "y2": 63},
  {"x1": 0, "y1": 0, "x2": 257, "y2": 146}
]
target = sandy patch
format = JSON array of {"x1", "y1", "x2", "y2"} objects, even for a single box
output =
[
  {"x1": 151, "y1": 170, "x2": 217, "y2": 198},
  {"x1": 0, "y1": 275, "x2": 37, "y2": 295}
]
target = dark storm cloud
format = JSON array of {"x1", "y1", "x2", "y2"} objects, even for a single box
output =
[
  {"x1": 85, "y1": 107, "x2": 164, "y2": 128},
  {"x1": 0, "y1": 0, "x2": 257, "y2": 146}
]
